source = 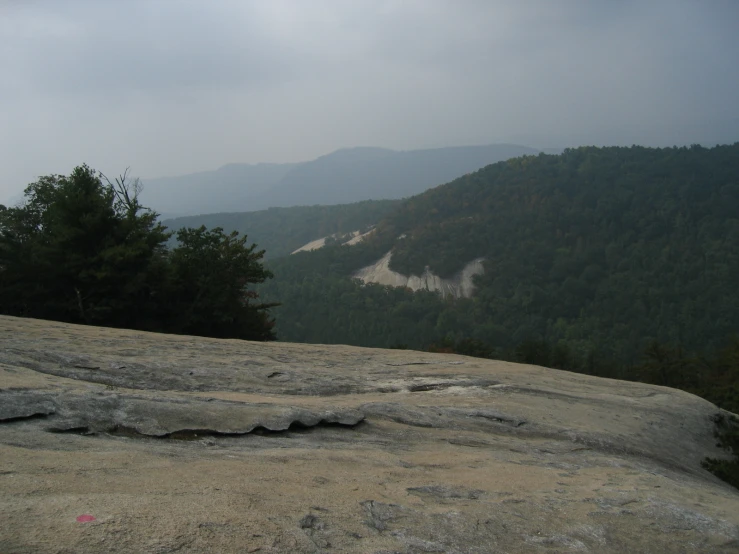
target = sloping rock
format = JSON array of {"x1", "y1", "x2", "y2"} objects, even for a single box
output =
[
  {"x1": 354, "y1": 251, "x2": 485, "y2": 298},
  {"x1": 291, "y1": 235, "x2": 328, "y2": 254},
  {"x1": 291, "y1": 228, "x2": 375, "y2": 254},
  {"x1": 0, "y1": 315, "x2": 738, "y2": 553}
]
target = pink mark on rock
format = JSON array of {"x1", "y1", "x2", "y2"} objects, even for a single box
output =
[{"x1": 76, "y1": 514, "x2": 96, "y2": 523}]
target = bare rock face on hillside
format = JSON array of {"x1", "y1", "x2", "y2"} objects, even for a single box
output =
[
  {"x1": 354, "y1": 251, "x2": 485, "y2": 298},
  {"x1": 1, "y1": 315, "x2": 738, "y2": 553}
]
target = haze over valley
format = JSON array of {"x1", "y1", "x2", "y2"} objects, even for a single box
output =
[{"x1": 2, "y1": 2, "x2": 739, "y2": 551}]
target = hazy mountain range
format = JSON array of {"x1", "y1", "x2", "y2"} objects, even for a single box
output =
[{"x1": 141, "y1": 144, "x2": 542, "y2": 217}]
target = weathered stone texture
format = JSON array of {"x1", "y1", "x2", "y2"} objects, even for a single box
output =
[{"x1": 1, "y1": 315, "x2": 737, "y2": 553}]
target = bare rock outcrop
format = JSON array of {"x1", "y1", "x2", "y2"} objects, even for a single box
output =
[
  {"x1": 354, "y1": 251, "x2": 485, "y2": 298},
  {"x1": 1, "y1": 315, "x2": 738, "y2": 553},
  {"x1": 291, "y1": 229, "x2": 375, "y2": 254}
]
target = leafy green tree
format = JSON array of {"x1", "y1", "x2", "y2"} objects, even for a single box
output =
[
  {"x1": 0, "y1": 165, "x2": 170, "y2": 326},
  {"x1": 166, "y1": 226, "x2": 277, "y2": 340},
  {"x1": 0, "y1": 165, "x2": 277, "y2": 341}
]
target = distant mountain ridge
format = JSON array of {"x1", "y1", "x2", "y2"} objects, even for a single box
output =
[
  {"x1": 141, "y1": 144, "x2": 541, "y2": 216},
  {"x1": 140, "y1": 162, "x2": 298, "y2": 218}
]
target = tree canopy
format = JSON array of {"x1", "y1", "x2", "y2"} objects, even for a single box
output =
[
  {"x1": 0, "y1": 165, "x2": 276, "y2": 340},
  {"x1": 259, "y1": 144, "x2": 739, "y2": 361}
]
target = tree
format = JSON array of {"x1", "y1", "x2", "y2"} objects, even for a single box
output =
[
  {"x1": 0, "y1": 165, "x2": 172, "y2": 327},
  {"x1": 0, "y1": 165, "x2": 277, "y2": 341},
  {"x1": 166, "y1": 226, "x2": 277, "y2": 340}
]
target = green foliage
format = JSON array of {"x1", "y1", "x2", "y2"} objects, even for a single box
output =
[
  {"x1": 261, "y1": 144, "x2": 739, "y2": 363},
  {"x1": 382, "y1": 144, "x2": 739, "y2": 358},
  {"x1": 259, "y1": 236, "x2": 467, "y2": 349},
  {"x1": 0, "y1": 166, "x2": 170, "y2": 327},
  {"x1": 166, "y1": 226, "x2": 276, "y2": 340},
  {"x1": 0, "y1": 166, "x2": 275, "y2": 341}
]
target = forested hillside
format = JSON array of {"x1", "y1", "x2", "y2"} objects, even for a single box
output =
[
  {"x1": 259, "y1": 144, "x2": 739, "y2": 365},
  {"x1": 163, "y1": 200, "x2": 400, "y2": 259}
]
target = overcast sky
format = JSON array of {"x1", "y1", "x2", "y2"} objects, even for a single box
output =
[{"x1": 1, "y1": 0, "x2": 738, "y2": 204}]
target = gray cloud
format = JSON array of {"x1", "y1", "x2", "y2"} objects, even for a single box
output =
[
  {"x1": 1, "y1": 0, "x2": 737, "y2": 204},
  {"x1": 2, "y1": 2, "x2": 292, "y2": 94}
]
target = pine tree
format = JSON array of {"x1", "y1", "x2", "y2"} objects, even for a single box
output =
[{"x1": 0, "y1": 165, "x2": 277, "y2": 340}]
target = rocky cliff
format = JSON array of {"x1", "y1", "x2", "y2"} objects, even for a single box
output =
[
  {"x1": 354, "y1": 251, "x2": 485, "y2": 298},
  {"x1": 1, "y1": 315, "x2": 738, "y2": 553}
]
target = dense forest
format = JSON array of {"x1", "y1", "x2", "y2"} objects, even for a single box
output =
[
  {"x1": 260, "y1": 144, "x2": 739, "y2": 364},
  {"x1": 163, "y1": 199, "x2": 400, "y2": 259},
  {"x1": 0, "y1": 166, "x2": 276, "y2": 340}
]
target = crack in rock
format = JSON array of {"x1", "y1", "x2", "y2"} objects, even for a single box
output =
[
  {"x1": 362, "y1": 403, "x2": 526, "y2": 431},
  {"x1": 406, "y1": 379, "x2": 498, "y2": 392},
  {"x1": 0, "y1": 411, "x2": 53, "y2": 424},
  {"x1": 0, "y1": 389, "x2": 366, "y2": 441},
  {"x1": 46, "y1": 418, "x2": 365, "y2": 440},
  {"x1": 47, "y1": 425, "x2": 92, "y2": 435}
]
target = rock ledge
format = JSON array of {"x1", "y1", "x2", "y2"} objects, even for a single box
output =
[{"x1": 1, "y1": 315, "x2": 737, "y2": 553}]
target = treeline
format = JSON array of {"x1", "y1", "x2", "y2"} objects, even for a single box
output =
[{"x1": 0, "y1": 165, "x2": 276, "y2": 340}]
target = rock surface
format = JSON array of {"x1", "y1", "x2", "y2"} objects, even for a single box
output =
[
  {"x1": 1, "y1": 315, "x2": 738, "y2": 553},
  {"x1": 354, "y1": 251, "x2": 485, "y2": 298},
  {"x1": 291, "y1": 229, "x2": 374, "y2": 254}
]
